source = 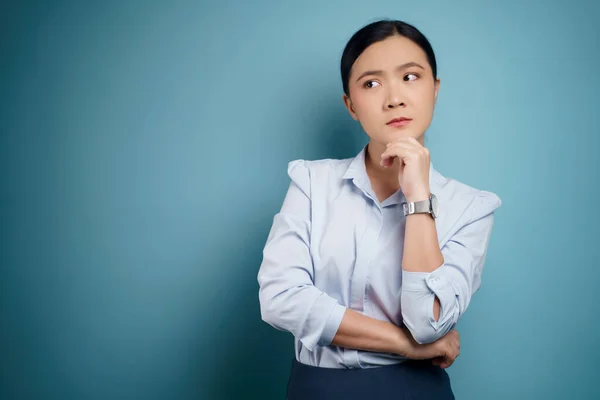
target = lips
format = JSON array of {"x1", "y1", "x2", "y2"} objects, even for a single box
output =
[
  {"x1": 387, "y1": 117, "x2": 411, "y2": 124},
  {"x1": 387, "y1": 117, "x2": 412, "y2": 127}
]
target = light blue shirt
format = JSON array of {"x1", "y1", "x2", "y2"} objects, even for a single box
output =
[{"x1": 257, "y1": 145, "x2": 501, "y2": 369}]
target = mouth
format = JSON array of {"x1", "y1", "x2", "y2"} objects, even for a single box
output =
[{"x1": 387, "y1": 117, "x2": 412, "y2": 127}]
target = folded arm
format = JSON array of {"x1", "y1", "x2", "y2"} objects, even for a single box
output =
[
  {"x1": 259, "y1": 160, "x2": 419, "y2": 356},
  {"x1": 400, "y1": 193, "x2": 501, "y2": 344}
]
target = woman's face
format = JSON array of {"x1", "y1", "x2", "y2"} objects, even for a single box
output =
[{"x1": 343, "y1": 35, "x2": 440, "y2": 145}]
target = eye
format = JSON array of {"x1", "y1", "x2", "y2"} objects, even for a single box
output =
[
  {"x1": 404, "y1": 73, "x2": 419, "y2": 81},
  {"x1": 364, "y1": 80, "x2": 381, "y2": 89}
]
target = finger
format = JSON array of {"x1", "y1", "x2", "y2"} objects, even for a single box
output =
[
  {"x1": 386, "y1": 140, "x2": 430, "y2": 160},
  {"x1": 381, "y1": 144, "x2": 412, "y2": 158},
  {"x1": 385, "y1": 141, "x2": 421, "y2": 153},
  {"x1": 379, "y1": 153, "x2": 402, "y2": 168},
  {"x1": 387, "y1": 137, "x2": 423, "y2": 147},
  {"x1": 381, "y1": 141, "x2": 424, "y2": 161},
  {"x1": 437, "y1": 357, "x2": 451, "y2": 369},
  {"x1": 444, "y1": 354, "x2": 456, "y2": 368},
  {"x1": 380, "y1": 143, "x2": 417, "y2": 164},
  {"x1": 386, "y1": 139, "x2": 424, "y2": 154},
  {"x1": 433, "y1": 356, "x2": 452, "y2": 369},
  {"x1": 380, "y1": 157, "x2": 394, "y2": 168},
  {"x1": 443, "y1": 347, "x2": 458, "y2": 366},
  {"x1": 406, "y1": 136, "x2": 423, "y2": 147}
]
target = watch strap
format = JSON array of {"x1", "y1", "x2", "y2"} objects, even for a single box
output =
[{"x1": 403, "y1": 197, "x2": 431, "y2": 216}]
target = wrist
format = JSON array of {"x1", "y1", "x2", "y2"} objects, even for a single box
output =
[
  {"x1": 393, "y1": 326, "x2": 418, "y2": 357},
  {"x1": 395, "y1": 327, "x2": 439, "y2": 360},
  {"x1": 405, "y1": 191, "x2": 430, "y2": 203}
]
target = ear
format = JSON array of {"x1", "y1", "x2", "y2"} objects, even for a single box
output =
[
  {"x1": 434, "y1": 78, "x2": 441, "y2": 102},
  {"x1": 342, "y1": 93, "x2": 359, "y2": 121}
]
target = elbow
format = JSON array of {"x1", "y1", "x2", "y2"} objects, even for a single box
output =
[
  {"x1": 401, "y1": 299, "x2": 459, "y2": 345},
  {"x1": 401, "y1": 309, "x2": 437, "y2": 344},
  {"x1": 258, "y1": 281, "x2": 345, "y2": 351},
  {"x1": 258, "y1": 288, "x2": 283, "y2": 329},
  {"x1": 259, "y1": 299, "x2": 272, "y2": 325},
  {"x1": 257, "y1": 270, "x2": 290, "y2": 330},
  {"x1": 258, "y1": 284, "x2": 309, "y2": 333},
  {"x1": 405, "y1": 321, "x2": 449, "y2": 345}
]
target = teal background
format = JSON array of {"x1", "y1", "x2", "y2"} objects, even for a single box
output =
[{"x1": 1, "y1": 1, "x2": 599, "y2": 399}]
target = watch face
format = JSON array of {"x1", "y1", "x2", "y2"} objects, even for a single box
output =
[{"x1": 431, "y1": 193, "x2": 438, "y2": 218}]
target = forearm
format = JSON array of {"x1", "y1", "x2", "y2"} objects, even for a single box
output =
[
  {"x1": 331, "y1": 309, "x2": 415, "y2": 356},
  {"x1": 402, "y1": 213, "x2": 443, "y2": 273},
  {"x1": 402, "y1": 213, "x2": 444, "y2": 321},
  {"x1": 400, "y1": 203, "x2": 498, "y2": 344}
]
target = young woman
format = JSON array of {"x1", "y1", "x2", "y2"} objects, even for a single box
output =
[{"x1": 257, "y1": 19, "x2": 501, "y2": 399}]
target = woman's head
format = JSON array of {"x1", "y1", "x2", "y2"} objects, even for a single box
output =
[{"x1": 341, "y1": 20, "x2": 440, "y2": 145}]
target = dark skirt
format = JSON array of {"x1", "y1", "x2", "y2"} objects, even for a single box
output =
[{"x1": 286, "y1": 358, "x2": 455, "y2": 400}]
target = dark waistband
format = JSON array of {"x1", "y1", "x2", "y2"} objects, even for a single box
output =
[
  {"x1": 287, "y1": 358, "x2": 454, "y2": 400},
  {"x1": 292, "y1": 357, "x2": 432, "y2": 372}
]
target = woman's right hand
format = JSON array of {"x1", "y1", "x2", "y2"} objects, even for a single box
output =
[{"x1": 402, "y1": 329, "x2": 461, "y2": 369}]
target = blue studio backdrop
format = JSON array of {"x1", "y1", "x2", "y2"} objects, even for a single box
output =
[{"x1": 1, "y1": 1, "x2": 599, "y2": 399}]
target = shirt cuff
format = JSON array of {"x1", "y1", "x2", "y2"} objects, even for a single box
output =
[
  {"x1": 402, "y1": 267, "x2": 451, "y2": 292},
  {"x1": 402, "y1": 267, "x2": 458, "y2": 330},
  {"x1": 300, "y1": 293, "x2": 346, "y2": 351},
  {"x1": 317, "y1": 302, "x2": 346, "y2": 347}
]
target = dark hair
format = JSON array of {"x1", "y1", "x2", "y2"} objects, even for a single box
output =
[{"x1": 340, "y1": 19, "x2": 437, "y2": 96}]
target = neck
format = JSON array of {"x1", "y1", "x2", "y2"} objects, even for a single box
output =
[{"x1": 365, "y1": 141, "x2": 400, "y2": 190}]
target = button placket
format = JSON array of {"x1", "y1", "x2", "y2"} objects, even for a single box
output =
[
  {"x1": 350, "y1": 209, "x2": 381, "y2": 311},
  {"x1": 363, "y1": 208, "x2": 383, "y2": 312}
]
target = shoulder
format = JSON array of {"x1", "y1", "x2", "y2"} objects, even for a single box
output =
[
  {"x1": 286, "y1": 156, "x2": 353, "y2": 190},
  {"x1": 432, "y1": 167, "x2": 502, "y2": 214},
  {"x1": 431, "y1": 167, "x2": 502, "y2": 245},
  {"x1": 287, "y1": 157, "x2": 352, "y2": 178}
]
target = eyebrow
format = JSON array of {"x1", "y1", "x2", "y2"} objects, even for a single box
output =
[{"x1": 354, "y1": 62, "x2": 425, "y2": 82}]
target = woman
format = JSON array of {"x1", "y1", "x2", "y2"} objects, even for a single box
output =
[{"x1": 257, "y1": 19, "x2": 501, "y2": 399}]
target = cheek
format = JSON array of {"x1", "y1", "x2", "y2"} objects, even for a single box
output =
[
  {"x1": 352, "y1": 93, "x2": 379, "y2": 119},
  {"x1": 415, "y1": 90, "x2": 436, "y2": 113},
  {"x1": 416, "y1": 93, "x2": 437, "y2": 130}
]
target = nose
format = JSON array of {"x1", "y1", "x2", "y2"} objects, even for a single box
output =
[
  {"x1": 386, "y1": 84, "x2": 406, "y2": 109},
  {"x1": 387, "y1": 100, "x2": 405, "y2": 109}
]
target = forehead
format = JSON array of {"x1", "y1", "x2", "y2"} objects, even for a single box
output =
[{"x1": 351, "y1": 35, "x2": 429, "y2": 74}]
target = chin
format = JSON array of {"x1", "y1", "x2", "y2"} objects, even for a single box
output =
[
  {"x1": 367, "y1": 127, "x2": 421, "y2": 144},
  {"x1": 387, "y1": 129, "x2": 417, "y2": 141}
]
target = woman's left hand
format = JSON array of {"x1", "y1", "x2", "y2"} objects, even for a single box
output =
[{"x1": 380, "y1": 137, "x2": 431, "y2": 202}]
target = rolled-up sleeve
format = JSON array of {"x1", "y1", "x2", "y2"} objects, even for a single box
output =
[
  {"x1": 401, "y1": 192, "x2": 501, "y2": 344},
  {"x1": 258, "y1": 160, "x2": 346, "y2": 351}
]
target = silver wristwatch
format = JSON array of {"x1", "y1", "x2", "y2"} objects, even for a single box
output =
[{"x1": 402, "y1": 193, "x2": 438, "y2": 219}]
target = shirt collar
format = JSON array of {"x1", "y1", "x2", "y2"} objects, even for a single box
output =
[{"x1": 342, "y1": 144, "x2": 368, "y2": 181}]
